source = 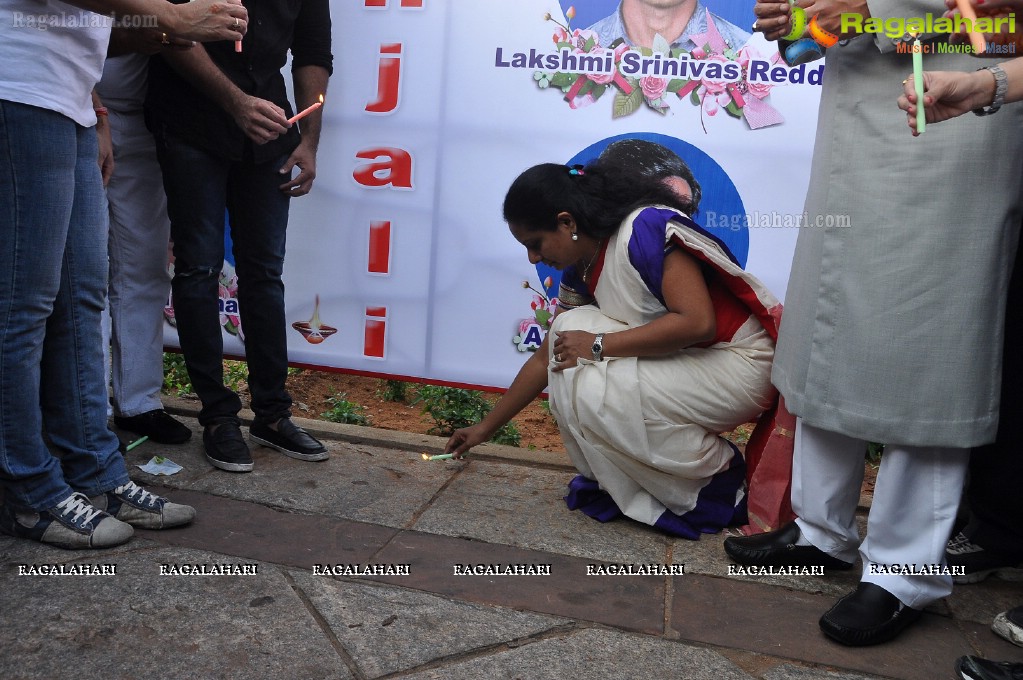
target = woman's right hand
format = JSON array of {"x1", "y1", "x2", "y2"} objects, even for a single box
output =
[{"x1": 445, "y1": 424, "x2": 491, "y2": 459}]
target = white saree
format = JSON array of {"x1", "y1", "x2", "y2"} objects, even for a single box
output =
[{"x1": 549, "y1": 207, "x2": 777, "y2": 538}]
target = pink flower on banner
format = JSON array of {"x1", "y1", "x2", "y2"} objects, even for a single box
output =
[
  {"x1": 569, "y1": 28, "x2": 599, "y2": 51},
  {"x1": 688, "y1": 10, "x2": 731, "y2": 57},
  {"x1": 218, "y1": 263, "x2": 243, "y2": 339},
  {"x1": 736, "y1": 44, "x2": 775, "y2": 100},
  {"x1": 640, "y1": 75, "x2": 668, "y2": 101},
  {"x1": 586, "y1": 47, "x2": 615, "y2": 85}
]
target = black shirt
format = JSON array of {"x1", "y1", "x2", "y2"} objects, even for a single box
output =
[{"x1": 146, "y1": 0, "x2": 333, "y2": 164}]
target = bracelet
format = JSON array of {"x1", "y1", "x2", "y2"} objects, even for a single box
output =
[
  {"x1": 94, "y1": 107, "x2": 109, "y2": 117},
  {"x1": 973, "y1": 65, "x2": 1007, "y2": 116}
]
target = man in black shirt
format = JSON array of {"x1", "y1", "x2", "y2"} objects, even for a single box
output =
[{"x1": 147, "y1": 0, "x2": 332, "y2": 473}]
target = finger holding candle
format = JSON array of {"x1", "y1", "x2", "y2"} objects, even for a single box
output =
[
  {"x1": 421, "y1": 452, "x2": 469, "y2": 461},
  {"x1": 287, "y1": 93, "x2": 324, "y2": 125}
]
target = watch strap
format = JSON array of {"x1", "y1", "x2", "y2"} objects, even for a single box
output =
[{"x1": 974, "y1": 65, "x2": 1008, "y2": 116}]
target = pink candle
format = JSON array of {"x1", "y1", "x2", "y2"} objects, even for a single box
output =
[{"x1": 287, "y1": 94, "x2": 324, "y2": 124}]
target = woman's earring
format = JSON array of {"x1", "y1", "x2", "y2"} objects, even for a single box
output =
[{"x1": 571, "y1": 232, "x2": 578, "y2": 241}]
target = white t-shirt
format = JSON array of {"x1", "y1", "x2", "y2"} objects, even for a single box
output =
[{"x1": 0, "y1": 0, "x2": 112, "y2": 126}]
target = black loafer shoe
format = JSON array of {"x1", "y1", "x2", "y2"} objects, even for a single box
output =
[
  {"x1": 203, "y1": 422, "x2": 253, "y2": 472},
  {"x1": 723, "y1": 521, "x2": 854, "y2": 570},
  {"x1": 250, "y1": 418, "x2": 328, "y2": 461},
  {"x1": 956, "y1": 655, "x2": 1023, "y2": 680},
  {"x1": 819, "y1": 582, "x2": 922, "y2": 646},
  {"x1": 115, "y1": 409, "x2": 192, "y2": 444}
]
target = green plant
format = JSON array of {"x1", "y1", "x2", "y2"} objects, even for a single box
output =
[
  {"x1": 223, "y1": 360, "x2": 249, "y2": 392},
  {"x1": 378, "y1": 379, "x2": 409, "y2": 403},
  {"x1": 413, "y1": 385, "x2": 519, "y2": 443},
  {"x1": 321, "y1": 391, "x2": 370, "y2": 426},
  {"x1": 162, "y1": 352, "x2": 193, "y2": 396},
  {"x1": 866, "y1": 442, "x2": 885, "y2": 465}
]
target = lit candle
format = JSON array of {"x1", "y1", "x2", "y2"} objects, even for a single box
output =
[
  {"x1": 421, "y1": 452, "x2": 468, "y2": 461},
  {"x1": 287, "y1": 94, "x2": 324, "y2": 125},
  {"x1": 912, "y1": 33, "x2": 926, "y2": 134},
  {"x1": 235, "y1": 39, "x2": 242, "y2": 53},
  {"x1": 954, "y1": 0, "x2": 987, "y2": 54}
]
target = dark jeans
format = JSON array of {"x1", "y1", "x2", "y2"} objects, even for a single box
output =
[
  {"x1": 154, "y1": 129, "x2": 292, "y2": 427},
  {"x1": 964, "y1": 231, "x2": 1023, "y2": 561}
]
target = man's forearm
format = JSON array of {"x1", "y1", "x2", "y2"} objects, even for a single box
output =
[{"x1": 292, "y1": 65, "x2": 329, "y2": 149}]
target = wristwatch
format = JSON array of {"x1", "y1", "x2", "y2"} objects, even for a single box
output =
[
  {"x1": 591, "y1": 333, "x2": 606, "y2": 361},
  {"x1": 974, "y1": 65, "x2": 1008, "y2": 116}
]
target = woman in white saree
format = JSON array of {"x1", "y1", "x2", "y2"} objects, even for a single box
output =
[{"x1": 445, "y1": 162, "x2": 781, "y2": 539}]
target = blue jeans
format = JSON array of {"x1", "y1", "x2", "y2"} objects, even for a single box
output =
[
  {"x1": 153, "y1": 129, "x2": 293, "y2": 426},
  {"x1": 0, "y1": 101, "x2": 129, "y2": 511}
]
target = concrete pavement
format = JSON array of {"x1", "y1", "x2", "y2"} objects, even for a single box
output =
[{"x1": 2, "y1": 402, "x2": 1022, "y2": 680}]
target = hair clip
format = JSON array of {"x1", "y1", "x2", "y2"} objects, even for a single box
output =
[{"x1": 568, "y1": 165, "x2": 585, "y2": 176}]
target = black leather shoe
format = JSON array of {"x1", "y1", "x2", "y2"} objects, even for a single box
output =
[
  {"x1": 723, "y1": 521, "x2": 854, "y2": 570},
  {"x1": 956, "y1": 655, "x2": 1023, "y2": 680},
  {"x1": 203, "y1": 422, "x2": 253, "y2": 472},
  {"x1": 115, "y1": 409, "x2": 192, "y2": 444},
  {"x1": 250, "y1": 418, "x2": 328, "y2": 462},
  {"x1": 819, "y1": 582, "x2": 922, "y2": 646}
]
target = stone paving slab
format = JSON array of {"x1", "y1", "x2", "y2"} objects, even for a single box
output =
[
  {"x1": 671, "y1": 573, "x2": 973, "y2": 680},
  {"x1": 399, "y1": 627, "x2": 755, "y2": 680},
  {"x1": 0, "y1": 546, "x2": 352, "y2": 679},
  {"x1": 290, "y1": 572, "x2": 571, "y2": 678},
  {"x1": 411, "y1": 459, "x2": 673, "y2": 564}
]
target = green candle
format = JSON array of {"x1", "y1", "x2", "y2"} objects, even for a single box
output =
[
  {"x1": 125, "y1": 435, "x2": 149, "y2": 452},
  {"x1": 913, "y1": 35, "x2": 926, "y2": 134}
]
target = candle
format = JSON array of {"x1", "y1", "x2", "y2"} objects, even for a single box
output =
[
  {"x1": 235, "y1": 39, "x2": 242, "y2": 53},
  {"x1": 125, "y1": 435, "x2": 149, "y2": 452},
  {"x1": 287, "y1": 94, "x2": 324, "y2": 124},
  {"x1": 954, "y1": 0, "x2": 987, "y2": 54},
  {"x1": 421, "y1": 452, "x2": 468, "y2": 461},
  {"x1": 912, "y1": 34, "x2": 926, "y2": 134}
]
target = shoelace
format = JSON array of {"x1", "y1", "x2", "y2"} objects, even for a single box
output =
[
  {"x1": 55, "y1": 493, "x2": 102, "y2": 525},
  {"x1": 946, "y1": 532, "x2": 981, "y2": 555},
  {"x1": 114, "y1": 481, "x2": 158, "y2": 507}
]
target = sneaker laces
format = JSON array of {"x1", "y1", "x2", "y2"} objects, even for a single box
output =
[
  {"x1": 114, "y1": 481, "x2": 159, "y2": 508},
  {"x1": 947, "y1": 531, "x2": 983, "y2": 555},
  {"x1": 55, "y1": 493, "x2": 102, "y2": 525}
]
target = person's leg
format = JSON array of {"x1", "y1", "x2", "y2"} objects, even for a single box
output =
[
  {"x1": 39, "y1": 122, "x2": 131, "y2": 499},
  {"x1": 0, "y1": 101, "x2": 93, "y2": 510},
  {"x1": 859, "y1": 444, "x2": 969, "y2": 608},
  {"x1": 154, "y1": 130, "x2": 240, "y2": 426},
  {"x1": 106, "y1": 111, "x2": 173, "y2": 417},
  {"x1": 226, "y1": 156, "x2": 326, "y2": 461},
  {"x1": 791, "y1": 419, "x2": 865, "y2": 563},
  {"x1": 225, "y1": 155, "x2": 292, "y2": 424}
]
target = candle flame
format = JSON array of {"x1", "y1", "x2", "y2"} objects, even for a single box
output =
[
  {"x1": 318, "y1": 93, "x2": 324, "y2": 104},
  {"x1": 421, "y1": 453, "x2": 430, "y2": 460}
]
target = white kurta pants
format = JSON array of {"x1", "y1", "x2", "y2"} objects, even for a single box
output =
[{"x1": 792, "y1": 419, "x2": 968, "y2": 609}]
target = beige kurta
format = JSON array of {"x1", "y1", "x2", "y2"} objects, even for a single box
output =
[{"x1": 772, "y1": 1, "x2": 1023, "y2": 448}]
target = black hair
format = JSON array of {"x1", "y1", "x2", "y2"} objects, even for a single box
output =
[
  {"x1": 598, "y1": 138, "x2": 702, "y2": 210},
  {"x1": 502, "y1": 161, "x2": 694, "y2": 239}
]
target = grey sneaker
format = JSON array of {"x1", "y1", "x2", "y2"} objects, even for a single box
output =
[
  {"x1": 0, "y1": 492, "x2": 134, "y2": 549},
  {"x1": 90, "y1": 481, "x2": 196, "y2": 529},
  {"x1": 993, "y1": 605, "x2": 1023, "y2": 648}
]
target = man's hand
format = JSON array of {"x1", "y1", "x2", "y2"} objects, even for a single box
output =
[
  {"x1": 801, "y1": 0, "x2": 870, "y2": 39},
  {"x1": 96, "y1": 116, "x2": 114, "y2": 186},
  {"x1": 229, "y1": 95, "x2": 290, "y2": 145},
  {"x1": 278, "y1": 141, "x2": 317, "y2": 196},
  {"x1": 166, "y1": 0, "x2": 247, "y2": 43}
]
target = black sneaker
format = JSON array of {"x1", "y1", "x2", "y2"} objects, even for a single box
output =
[
  {"x1": 115, "y1": 409, "x2": 192, "y2": 444},
  {"x1": 946, "y1": 532, "x2": 1023, "y2": 584},
  {"x1": 250, "y1": 417, "x2": 328, "y2": 461},
  {"x1": 89, "y1": 481, "x2": 196, "y2": 529},
  {"x1": 0, "y1": 492, "x2": 133, "y2": 549},
  {"x1": 203, "y1": 422, "x2": 253, "y2": 472},
  {"x1": 955, "y1": 655, "x2": 1023, "y2": 680}
]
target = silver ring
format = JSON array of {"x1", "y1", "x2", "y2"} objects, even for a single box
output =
[
  {"x1": 752, "y1": 20, "x2": 759, "y2": 31},
  {"x1": 160, "y1": 32, "x2": 169, "y2": 45},
  {"x1": 555, "y1": 354, "x2": 563, "y2": 362},
  {"x1": 233, "y1": 17, "x2": 240, "y2": 28}
]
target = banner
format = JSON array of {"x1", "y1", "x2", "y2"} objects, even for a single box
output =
[{"x1": 167, "y1": 0, "x2": 824, "y2": 391}]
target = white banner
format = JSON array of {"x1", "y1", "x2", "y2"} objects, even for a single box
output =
[{"x1": 168, "y1": 0, "x2": 824, "y2": 391}]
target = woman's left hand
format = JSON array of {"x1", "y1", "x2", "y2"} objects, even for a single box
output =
[{"x1": 551, "y1": 330, "x2": 596, "y2": 372}]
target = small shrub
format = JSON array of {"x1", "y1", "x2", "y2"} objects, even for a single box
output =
[
  {"x1": 321, "y1": 391, "x2": 370, "y2": 426},
  {"x1": 223, "y1": 360, "x2": 249, "y2": 393},
  {"x1": 378, "y1": 379, "x2": 410, "y2": 403},
  {"x1": 866, "y1": 442, "x2": 884, "y2": 465},
  {"x1": 163, "y1": 353, "x2": 193, "y2": 396},
  {"x1": 413, "y1": 385, "x2": 519, "y2": 444}
]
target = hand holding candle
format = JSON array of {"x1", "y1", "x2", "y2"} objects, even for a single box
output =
[
  {"x1": 287, "y1": 94, "x2": 324, "y2": 125},
  {"x1": 421, "y1": 452, "x2": 469, "y2": 461},
  {"x1": 912, "y1": 34, "x2": 926, "y2": 134}
]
